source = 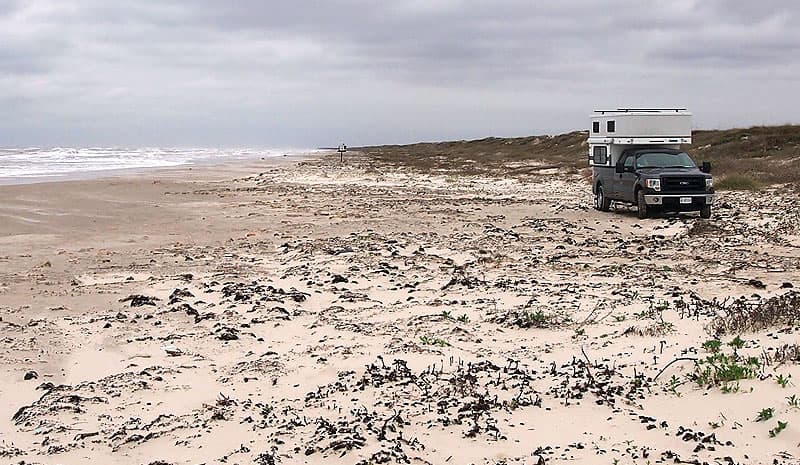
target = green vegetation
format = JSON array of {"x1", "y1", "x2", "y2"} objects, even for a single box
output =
[
  {"x1": 756, "y1": 408, "x2": 774, "y2": 422},
  {"x1": 420, "y1": 335, "x2": 450, "y2": 347},
  {"x1": 668, "y1": 375, "x2": 682, "y2": 397},
  {"x1": 691, "y1": 352, "x2": 761, "y2": 389},
  {"x1": 490, "y1": 307, "x2": 570, "y2": 330},
  {"x1": 728, "y1": 335, "x2": 746, "y2": 350},
  {"x1": 715, "y1": 174, "x2": 762, "y2": 191},
  {"x1": 508, "y1": 309, "x2": 551, "y2": 328},
  {"x1": 769, "y1": 421, "x2": 788, "y2": 438},
  {"x1": 692, "y1": 125, "x2": 800, "y2": 185},
  {"x1": 702, "y1": 339, "x2": 722, "y2": 353},
  {"x1": 776, "y1": 374, "x2": 791, "y2": 388}
]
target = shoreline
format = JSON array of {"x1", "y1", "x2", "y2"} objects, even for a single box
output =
[{"x1": 0, "y1": 150, "x2": 327, "y2": 186}]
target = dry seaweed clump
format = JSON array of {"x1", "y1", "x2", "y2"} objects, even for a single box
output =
[
  {"x1": 773, "y1": 344, "x2": 800, "y2": 365},
  {"x1": 687, "y1": 220, "x2": 724, "y2": 237},
  {"x1": 489, "y1": 307, "x2": 571, "y2": 329},
  {"x1": 707, "y1": 291, "x2": 800, "y2": 335},
  {"x1": 622, "y1": 321, "x2": 674, "y2": 337}
]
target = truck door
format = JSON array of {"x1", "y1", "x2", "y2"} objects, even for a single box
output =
[{"x1": 614, "y1": 154, "x2": 637, "y2": 201}]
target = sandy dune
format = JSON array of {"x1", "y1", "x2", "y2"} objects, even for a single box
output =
[{"x1": 0, "y1": 153, "x2": 798, "y2": 465}]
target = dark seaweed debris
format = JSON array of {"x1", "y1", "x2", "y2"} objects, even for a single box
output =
[
  {"x1": 220, "y1": 281, "x2": 309, "y2": 304},
  {"x1": 119, "y1": 295, "x2": 161, "y2": 307}
]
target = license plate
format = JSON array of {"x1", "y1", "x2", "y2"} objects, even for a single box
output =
[{"x1": 680, "y1": 197, "x2": 692, "y2": 204}]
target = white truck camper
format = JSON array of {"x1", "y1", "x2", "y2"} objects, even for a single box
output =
[{"x1": 588, "y1": 108, "x2": 693, "y2": 168}]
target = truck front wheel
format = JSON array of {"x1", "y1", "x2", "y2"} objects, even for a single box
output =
[
  {"x1": 700, "y1": 205, "x2": 712, "y2": 219},
  {"x1": 637, "y1": 190, "x2": 649, "y2": 219},
  {"x1": 595, "y1": 185, "x2": 611, "y2": 212}
]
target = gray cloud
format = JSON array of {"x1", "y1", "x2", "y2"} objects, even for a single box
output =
[{"x1": 1, "y1": 0, "x2": 799, "y2": 147}]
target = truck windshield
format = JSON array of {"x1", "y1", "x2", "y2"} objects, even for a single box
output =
[{"x1": 636, "y1": 152, "x2": 696, "y2": 169}]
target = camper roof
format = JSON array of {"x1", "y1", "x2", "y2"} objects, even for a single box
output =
[{"x1": 592, "y1": 108, "x2": 691, "y2": 117}]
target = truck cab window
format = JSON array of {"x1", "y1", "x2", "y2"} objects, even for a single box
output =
[
  {"x1": 624, "y1": 155, "x2": 634, "y2": 168},
  {"x1": 636, "y1": 151, "x2": 696, "y2": 168}
]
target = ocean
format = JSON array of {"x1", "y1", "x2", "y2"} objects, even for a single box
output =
[{"x1": 0, "y1": 147, "x2": 318, "y2": 185}]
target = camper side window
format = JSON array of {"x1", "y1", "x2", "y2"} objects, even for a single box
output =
[
  {"x1": 592, "y1": 146, "x2": 607, "y2": 165},
  {"x1": 607, "y1": 120, "x2": 616, "y2": 133},
  {"x1": 592, "y1": 121, "x2": 600, "y2": 133}
]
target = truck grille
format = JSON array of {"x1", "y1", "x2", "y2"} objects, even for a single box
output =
[{"x1": 661, "y1": 176, "x2": 705, "y2": 192}]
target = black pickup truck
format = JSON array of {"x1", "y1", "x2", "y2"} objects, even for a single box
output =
[{"x1": 593, "y1": 148, "x2": 714, "y2": 219}]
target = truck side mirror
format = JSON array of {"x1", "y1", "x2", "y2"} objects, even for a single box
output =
[
  {"x1": 701, "y1": 161, "x2": 711, "y2": 173},
  {"x1": 615, "y1": 163, "x2": 624, "y2": 174}
]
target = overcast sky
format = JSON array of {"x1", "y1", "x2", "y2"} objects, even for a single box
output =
[{"x1": 1, "y1": 0, "x2": 798, "y2": 147}]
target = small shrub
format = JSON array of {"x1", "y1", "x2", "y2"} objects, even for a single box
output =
[
  {"x1": 490, "y1": 308, "x2": 570, "y2": 329},
  {"x1": 420, "y1": 335, "x2": 450, "y2": 347},
  {"x1": 626, "y1": 300, "x2": 674, "y2": 336},
  {"x1": 702, "y1": 339, "x2": 722, "y2": 353},
  {"x1": 728, "y1": 336, "x2": 746, "y2": 350},
  {"x1": 523, "y1": 309, "x2": 549, "y2": 326},
  {"x1": 668, "y1": 375, "x2": 682, "y2": 397},
  {"x1": 756, "y1": 408, "x2": 774, "y2": 422},
  {"x1": 691, "y1": 352, "x2": 761, "y2": 389},
  {"x1": 776, "y1": 374, "x2": 791, "y2": 388},
  {"x1": 708, "y1": 292, "x2": 800, "y2": 335},
  {"x1": 623, "y1": 321, "x2": 674, "y2": 337},
  {"x1": 769, "y1": 421, "x2": 788, "y2": 438},
  {"x1": 635, "y1": 301, "x2": 669, "y2": 320}
]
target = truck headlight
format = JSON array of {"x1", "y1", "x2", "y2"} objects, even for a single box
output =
[
  {"x1": 705, "y1": 178, "x2": 713, "y2": 190},
  {"x1": 645, "y1": 179, "x2": 661, "y2": 191}
]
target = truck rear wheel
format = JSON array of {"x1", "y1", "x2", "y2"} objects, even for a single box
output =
[
  {"x1": 700, "y1": 205, "x2": 712, "y2": 219},
  {"x1": 595, "y1": 185, "x2": 611, "y2": 212},
  {"x1": 637, "y1": 190, "x2": 649, "y2": 219}
]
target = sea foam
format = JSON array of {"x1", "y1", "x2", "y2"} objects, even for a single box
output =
[{"x1": 0, "y1": 147, "x2": 316, "y2": 183}]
